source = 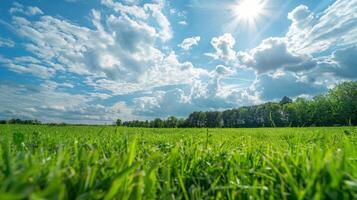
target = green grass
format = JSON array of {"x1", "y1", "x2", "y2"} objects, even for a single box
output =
[{"x1": 0, "y1": 125, "x2": 357, "y2": 199}]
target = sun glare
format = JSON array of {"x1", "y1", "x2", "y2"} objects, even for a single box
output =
[{"x1": 233, "y1": 0, "x2": 266, "y2": 26}]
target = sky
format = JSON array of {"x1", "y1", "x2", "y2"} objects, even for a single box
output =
[{"x1": 0, "y1": 0, "x2": 356, "y2": 124}]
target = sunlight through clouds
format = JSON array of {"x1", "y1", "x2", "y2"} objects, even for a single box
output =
[{"x1": 229, "y1": 0, "x2": 269, "y2": 30}]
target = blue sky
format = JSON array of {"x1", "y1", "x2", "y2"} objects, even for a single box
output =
[{"x1": 0, "y1": 0, "x2": 356, "y2": 124}]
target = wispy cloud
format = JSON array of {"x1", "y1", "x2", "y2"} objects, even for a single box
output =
[
  {"x1": 178, "y1": 36, "x2": 200, "y2": 50},
  {"x1": 9, "y1": 2, "x2": 43, "y2": 16}
]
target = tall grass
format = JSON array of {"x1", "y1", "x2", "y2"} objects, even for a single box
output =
[{"x1": 0, "y1": 125, "x2": 356, "y2": 199}]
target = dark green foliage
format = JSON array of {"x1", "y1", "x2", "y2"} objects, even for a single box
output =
[
  {"x1": 328, "y1": 81, "x2": 357, "y2": 125},
  {"x1": 3, "y1": 119, "x2": 42, "y2": 125},
  {"x1": 279, "y1": 96, "x2": 293, "y2": 105},
  {"x1": 165, "y1": 116, "x2": 179, "y2": 128}
]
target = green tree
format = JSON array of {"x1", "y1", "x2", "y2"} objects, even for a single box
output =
[
  {"x1": 327, "y1": 81, "x2": 357, "y2": 125},
  {"x1": 197, "y1": 112, "x2": 207, "y2": 128},
  {"x1": 280, "y1": 96, "x2": 293, "y2": 105},
  {"x1": 206, "y1": 111, "x2": 223, "y2": 128},
  {"x1": 116, "y1": 119, "x2": 122, "y2": 126},
  {"x1": 309, "y1": 95, "x2": 334, "y2": 126},
  {"x1": 166, "y1": 116, "x2": 178, "y2": 128},
  {"x1": 293, "y1": 98, "x2": 311, "y2": 126},
  {"x1": 153, "y1": 118, "x2": 164, "y2": 128},
  {"x1": 283, "y1": 103, "x2": 299, "y2": 126}
]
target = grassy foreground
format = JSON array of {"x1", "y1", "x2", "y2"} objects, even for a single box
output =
[{"x1": 0, "y1": 125, "x2": 356, "y2": 199}]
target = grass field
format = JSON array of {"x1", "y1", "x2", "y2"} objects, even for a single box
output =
[{"x1": 0, "y1": 125, "x2": 357, "y2": 199}]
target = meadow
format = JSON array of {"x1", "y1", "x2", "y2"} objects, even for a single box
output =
[{"x1": 0, "y1": 125, "x2": 356, "y2": 199}]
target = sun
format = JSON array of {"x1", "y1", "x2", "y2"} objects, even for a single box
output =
[
  {"x1": 234, "y1": 0, "x2": 266, "y2": 25},
  {"x1": 236, "y1": 0, "x2": 263, "y2": 19}
]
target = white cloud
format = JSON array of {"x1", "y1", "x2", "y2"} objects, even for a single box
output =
[
  {"x1": 238, "y1": 37, "x2": 316, "y2": 74},
  {"x1": 9, "y1": 3, "x2": 43, "y2": 16},
  {"x1": 287, "y1": 0, "x2": 357, "y2": 54},
  {"x1": 206, "y1": 33, "x2": 237, "y2": 61},
  {"x1": 287, "y1": 5, "x2": 312, "y2": 26},
  {"x1": 0, "y1": 82, "x2": 136, "y2": 124},
  {"x1": 0, "y1": 55, "x2": 55, "y2": 79},
  {"x1": 253, "y1": 72, "x2": 327, "y2": 101},
  {"x1": 102, "y1": 0, "x2": 172, "y2": 41},
  {"x1": 132, "y1": 81, "x2": 258, "y2": 118},
  {"x1": 83, "y1": 52, "x2": 208, "y2": 95},
  {"x1": 131, "y1": 66, "x2": 259, "y2": 118},
  {"x1": 178, "y1": 20, "x2": 188, "y2": 26},
  {"x1": 178, "y1": 36, "x2": 200, "y2": 50},
  {"x1": 318, "y1": 45, "x2": 357, "y2": 79},
  {"x1": 169, "y1": 8, "x2": 176, "y2": 15},
  {"x1": 2, "y1": 1, "x2": 208, "y2": 95},
  {"x1": 89, "y1": 92, "x2": 112, "y2": 100},
  {"x1": 59, "y1": 82, "x2": 75, "y2": 88},
  {"x1": 101, "y1": 0, "x2": 149, "y2": 19},
  {"x1": 214, "y1": 65, "x2": 235, "y2": 76},
  {"x1": 0, "y1": 37, "x2": 15, "y2": 48},
  {"x1": 145, "y1": 3, "x2": 173, "y2": 41}
]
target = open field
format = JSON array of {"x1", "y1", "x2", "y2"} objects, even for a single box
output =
[{"x1": 1, "y1": 125, "x2": 357, "y2": 199}]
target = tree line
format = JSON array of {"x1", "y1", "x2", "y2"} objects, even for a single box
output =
[
  {"x1": 117, "y1": 81, "x2": 357, "y2": 128},
  {"x1": 0, "y1": 119, "x2": 100, "y2": 126},
  {"x1": 0, "y1": 119, "x2": 42, "y2": 125}
]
